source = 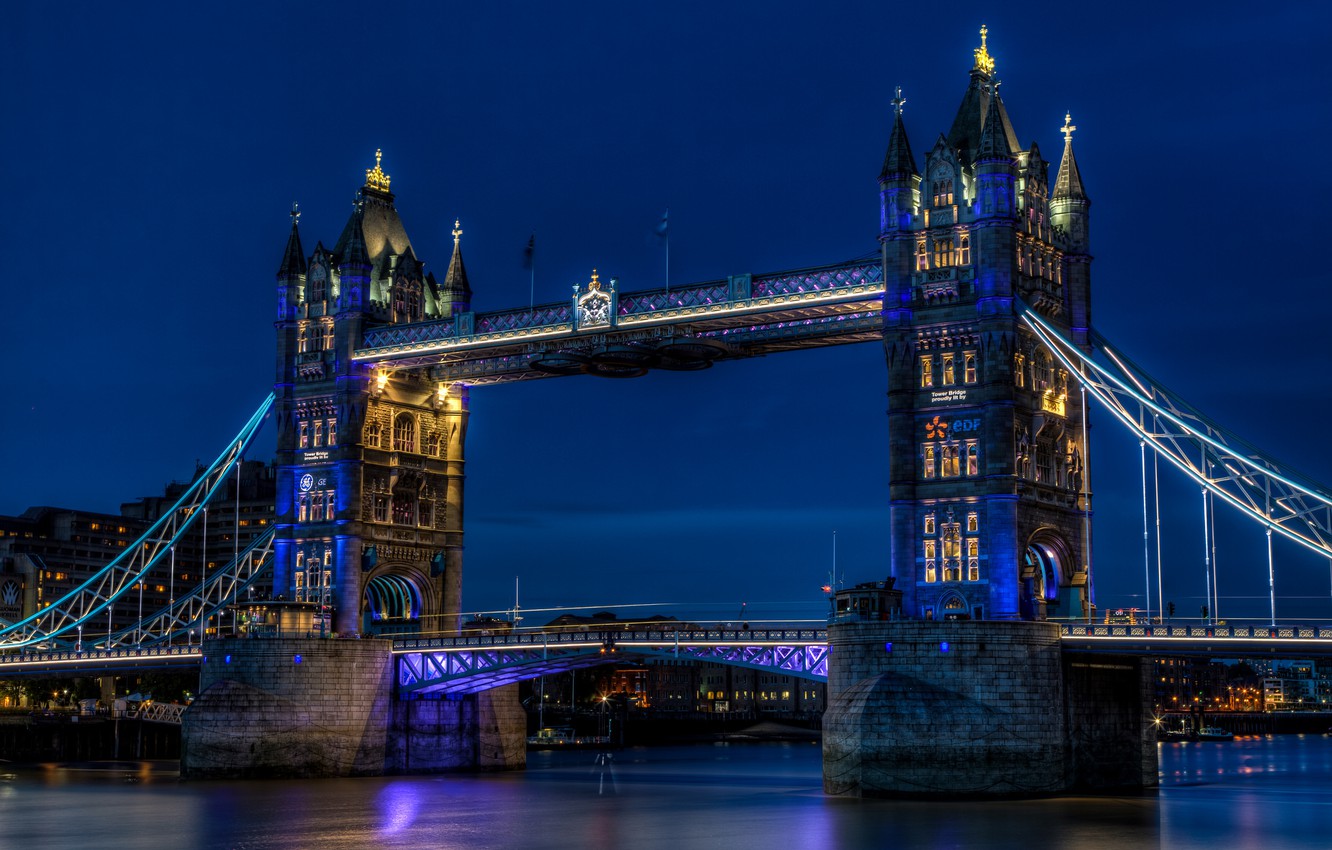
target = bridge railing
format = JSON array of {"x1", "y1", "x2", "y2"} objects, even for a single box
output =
[
  {"x1": 1061, "y1": 624, "x2": 1332, "y2": 640},
  {"x1": 392, "y1": 627, "x2": 828, "y2": 652},
  {"x1": 0, "y1": 644, "x2": 201, "y2": 670}
]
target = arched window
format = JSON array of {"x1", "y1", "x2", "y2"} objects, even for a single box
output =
[
  {"x1": 297, "y1": 323, "x2": 309, "y2": 353},
  {"x1": 959, "y1": 236, "x2": 971, "y2": 265},
  {"x1": 920, "y1": 355, "x2": 934, "y2": 388},
  {"x1": 393, "y1": 413, "x2": 416, "y2": 453},
  {"x1": 916, "y1": 240, "x2": 928, "y2": 272}
]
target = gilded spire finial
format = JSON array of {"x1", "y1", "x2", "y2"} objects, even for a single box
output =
[
  {"x1": 290, "y1": 202, "x2": 301, "y2": 226},
  {"x1": 589, "y1": 269, "x2": 601, "y2": 290},
  {"x1": 452, "y1": 219, "x2": 463, "y2": 246},
  {"x1": 973, "y1": 24, "x2": 996, "y2": 76},
  {"x1": 1061, "y1": 112, "x2": 1077, "y2": 144},
  {"x1": 365, "y1": 148, "x2": 392, "y2": 192},
  {"x1": 891, "y1": 85, "x2": 906, "y2": 116}
]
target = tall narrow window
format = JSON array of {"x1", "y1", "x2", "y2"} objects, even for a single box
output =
[
  {"x1": 1013, "y1": 353, "x2": 1025, "y2": 388},
  {"x1": 967, "y1": 539, "x2": 979, "y2": 582},
  {"x1": 327, "y1": 419, "x2": 337, "y2": 447},
  {"x1": 298, "y1": 422, "x2": 309, "y2": 449},
  {"x1": 425, "y1": 433, "x2": 440, "y2": 456},
  {"x1": 964, "y1": 352, "x2": 977, "y2": 384},
  {"x1": 966, "y1": 442, "x2": 979, "y2": 476},
  {"x1": 924, "y1": 513, "x2": 936, "y2": 535},
  {"x1": 366, "y1": 422, "x2": 382, "y2": 448},
  {"x1": 942, "y1": 353, "x2": 955, "y2": 385},
  {"x1": 943, "y1": 525, "x2": 962, "y2": 581},
  {"x1": 922, "y1": 445, "x2": 937, "y2": 479},
  {"x1": 920, "y1": 355, "x2": 934, "y2": 388},
  {"x1": 933, "y1": 235, "x2": 955, "y2": 268},
  {"x1": 393, "y1": 414, "x2": 416, "y2": 452},
  {"x1": 966, "y1": 512, "x2": 978, "y2": 533},
  {"x1": 941, "y1": 444, "x2": 960, "y2": 478},
  {"x1": 297, "y1": 324, "x2": 309, "y2": 353},
  {"x1": 924, "y1": 541, "x2": 937, "y2": 583},
  {"x1": 373, "y1": 495, "x2": 389, "y2": 523},
  {"x1": 312, "y1": 421, "x2": 323, "y2": 448},
  {"x1": 916, "y1": 240, "x2": 928, "y2": 272},
  {"x1": 392, "y1": 495, "x2": 415, "y2": 526},
  {"x1": 322, "y1": 321, "x2": 335, "y2": 350},
  {"x1": 959, "y1": 236, "x2": 971, "y2": 265}
]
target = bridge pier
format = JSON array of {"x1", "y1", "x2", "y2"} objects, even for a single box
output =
[
  {"x1": 823, "y1": 621, "x2": 1156, "y2": 797},
  {"x1": 181, "y1": 638, "x2": 524, "y2": 779}
]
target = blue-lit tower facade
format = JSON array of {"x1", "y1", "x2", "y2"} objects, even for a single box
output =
[
  {"x1": 881, "y1": 30, "x2": 1093, "y2": 621},
  {"x1": 273, "y1": 154, "x2": 472, "y2": 636}
]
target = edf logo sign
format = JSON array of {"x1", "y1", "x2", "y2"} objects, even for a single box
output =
[{"x1": 924, "y1": 414, "x2": 981, "y2": 440}]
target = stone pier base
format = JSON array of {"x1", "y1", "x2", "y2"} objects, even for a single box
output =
[
  {"x1": 823, "y1": 621, "x2": 1155, "y2": 798},
  {"x1": 181, "y1": 638, "x2": 525, "y2": 779}
]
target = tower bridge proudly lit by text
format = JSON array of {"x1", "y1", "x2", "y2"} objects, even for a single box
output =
[{"x1": 3, "y1": 28, "x2": 1332, "y2": 796}]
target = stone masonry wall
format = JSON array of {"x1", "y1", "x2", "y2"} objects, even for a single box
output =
[
  {"x1": 181, "y1": 637, "x2": 393, "y2": 779},
  {"x1": 1062, "y1": 653, "x2": 1158, "y2": 791},
  {"x1": 386, "y1": 684, "x2": 526, "y2": 773},
  {"x1": 824, "y1": 620, "x2": 1067, "y2": 797}
]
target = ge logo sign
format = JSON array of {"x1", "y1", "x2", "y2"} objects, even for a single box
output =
[{"x1": 299, "y1": 473, "x2": 315, "y2": 492}]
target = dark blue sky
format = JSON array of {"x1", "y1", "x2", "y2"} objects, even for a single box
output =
[{"x1": 4, "y1": 2, "x2": 1330, "y2": 624}]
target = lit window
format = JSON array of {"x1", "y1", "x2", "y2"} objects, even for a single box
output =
[
  {"x1": 328, "y1": 419, "x2": 337, "y2": 447},
  {"x1": 966, "y1": 442, "x2": 979, "y2": 476},
  {"x1": 942, "y1": 353, "x2": 955, "y2": 385},
  {"x1": 959, "y1": 236, "x2": 971, "y2": 265},
  {"x1": 916, "y1": 240, "x2": 928, "y2": 272},
  {"x1": 322, "y1": 321, "x2": 334, "y2": 350},
  {"x1": 966, "y1": 512, "x2": 978, "y2": 533},
  {"x1": 932, "y1": 179, "x2": 954, "y2": 207},
  {"x1": 942, "y1": 525, "x2": 961, "y2": 581},
  {"x1": 392, "y1": 495, "x2": 415, "y2": 526},
  {"x1": 924, "y1": 513, "x2": 936, "y2": 535},
  {"x1": 924, "y1": 541, "x2": 937, "y2": 583},
  {"x1": 941, "y1": 444, "x2": 960, "y2": 478},
  {"x1": 297, "y1": 323, "x2": 309, "y2": 353},
  {"x1": 967, "y1": 539, "x2": 979, "y2": 582},
  {"x1": 964, "y1": 352, "x2": 977, "y2": 384},
  {"x1": 920, "y1": 355, "x2": 934, "y2": 388},
  {"x1": 298, "y1": 422, "x2": 309, "y2": 449},
  {"x1": 933, "y1": 235, "x2": 955, "y2": 268},
  {"x1": 313, "y1": 421, "x2": 323, "y2": 448},
  {"x1": 393, "y1": 414, "x2": 416, "y2": 453},
  {"x1": 1014, "y1": 353, "x2": 1025, "y2": 388},
  {"x1": 922, "y1": 444, "x2": 936, "y2": 479}
]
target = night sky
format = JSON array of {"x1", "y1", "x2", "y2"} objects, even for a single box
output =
[{"x1": 4, "y1": 2, "x2": 1329, "y2": 625}]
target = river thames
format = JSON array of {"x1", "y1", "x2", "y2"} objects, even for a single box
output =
[{"x1": 3, "y1": 735, "x2": 1331, "y2": 849}]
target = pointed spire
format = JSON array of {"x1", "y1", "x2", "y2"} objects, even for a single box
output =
[
  {"x1": 974, "y1": 83, "x2": 1013, "y2": 162},
  {"x1": 443, "y1": 218, "x2": 472, "y2": 308},
  {"x1": 880, "y1": 86, "x2": 919, "y2": 181},
  {"x1": 277, "y1": 202, "x2": 307, "y2": 277},
  {"x1": 339, "y1": 196, "x2": 369, "y2": 266},
  {"x1": 1053, "y1": 113, "x2": 1087, "y2": 200}
]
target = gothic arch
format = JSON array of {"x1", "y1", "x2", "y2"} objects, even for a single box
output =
[
  {"x1": 1021, "y1": 528, "x2": 1074, "y2": 621},
  {"x1": 362, "y1": 564, "x2": 434, "y2": 630}
]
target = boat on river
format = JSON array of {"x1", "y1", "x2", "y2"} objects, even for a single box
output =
[{"x1": 1197, "y1": 726, "x2": 1235, "y2": 741}]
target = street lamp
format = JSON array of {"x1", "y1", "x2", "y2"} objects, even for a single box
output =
[{"x1": 76, "y1": 625, "x2": 82, "y2": 654}]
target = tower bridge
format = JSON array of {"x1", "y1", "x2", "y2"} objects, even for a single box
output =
[{"x1": 4, "y1": 27, "x2": 1332, "y2": 795}]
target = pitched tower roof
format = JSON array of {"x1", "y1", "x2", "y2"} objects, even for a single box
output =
[
  {"x1": 443, "y1": 219, "x2": 472, "y2": 304},
  {"x1": 277, "y1": 203, "x2": 307, "y2": 277},
  {"x1": 1052, "y1": 113, "x2": 1087, "y2": 200},
  {"x1": 975, "y1": 84, "x2": 1014, "y2": 162},
  {"x1": 946, "y1": 25, "x2": 1020, "y2": 165},
  {"x1": 880, "y1": 86, "x2": 918, "y2": 180}
]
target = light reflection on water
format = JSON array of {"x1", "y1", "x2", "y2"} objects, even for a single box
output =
[{"x1": 1, "y1": 737, "x2": 1330, "y2": 849}]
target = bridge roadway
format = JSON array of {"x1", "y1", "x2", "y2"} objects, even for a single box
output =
[{"x1": 6, "y1": 623, "x2": 1332, "y2": 682}]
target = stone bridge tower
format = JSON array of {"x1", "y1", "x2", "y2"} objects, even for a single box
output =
[
  {"x1": 273, "y1": 153, "x2": 471, "y2": 636},
  {"x1": 880, "y1": 28, "x2": 1093, "y2": 622}
]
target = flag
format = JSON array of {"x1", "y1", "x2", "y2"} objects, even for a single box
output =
[
  {"x1": 654, "y1": 209, "x2": 669, "y2": 238},
  {"x1": 522, "y1": 233, "x2": 535, "y2": 269}
]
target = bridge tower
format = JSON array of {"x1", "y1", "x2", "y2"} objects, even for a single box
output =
[
  {"x1": 881, "y1": 28, "x2": 1093, "y2": 622},
  {"x1": 273, "y1": 153, "x2": 470, "y2": 636}
]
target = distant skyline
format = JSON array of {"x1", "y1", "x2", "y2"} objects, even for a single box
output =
[{"x1": 3, "y1": 2, "x2": 1330, "y2": 623}]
